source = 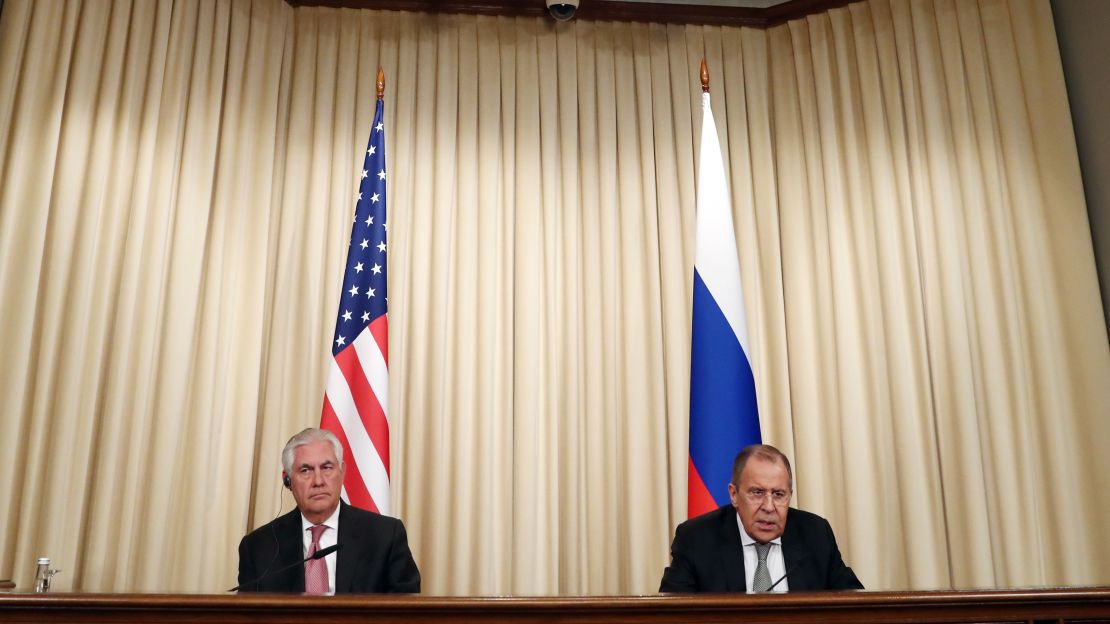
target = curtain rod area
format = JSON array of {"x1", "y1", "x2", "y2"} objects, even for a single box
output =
[{"x1": 284, "y1": 0, "x2": 862, "y2": 28}]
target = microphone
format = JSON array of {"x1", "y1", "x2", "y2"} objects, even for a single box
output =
[
  {"x1": 229, "y1": 544, "x2": 342, "y2": 592},
  {"x1": 309, "y1": 544, "x2": 341, "y2": 560},
  {"x1": 765, "y1": 569, "x2": 790, "y2": 592},
  {"x1": 765, "y1": 552, "x2": 810, "y2": 592}
]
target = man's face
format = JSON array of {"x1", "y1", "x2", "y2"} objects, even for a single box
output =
[
  {"x1": 728, "y1": 456, "x2": 792, "y2": 543},
  {"x1": 285, "y1": 440, "x2": 345, "y2": 523}
]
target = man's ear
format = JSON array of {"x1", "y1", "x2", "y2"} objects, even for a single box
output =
[{"x1": 282, "y1": 472, "x2": 291, "y2": 489}]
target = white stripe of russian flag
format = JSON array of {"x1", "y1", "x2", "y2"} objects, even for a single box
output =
[{"x1": 693, "y1": 92, "x2": 752, "y2": 356}]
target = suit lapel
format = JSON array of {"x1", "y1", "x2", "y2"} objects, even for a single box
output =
[
  {"x1": 276, "y1": 510, "x2": 306, "y2": 592},
  {"x1": 781, "y1": 509, "x2": 811, "y2": 591},
  {"x1": 334, "y1": 502, "x2": 355, "y2": 593},
  {"x1": 718, "y1": 507, "x2": 746, "y2": 592}
]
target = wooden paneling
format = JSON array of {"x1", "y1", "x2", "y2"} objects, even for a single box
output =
[{"x1": 1, "y1": 587, "x2": 1109, "y2": 623}]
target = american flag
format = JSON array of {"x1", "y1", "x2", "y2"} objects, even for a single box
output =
[{"x1": 320, "y1": 93, "x2": 391, "y2": 515}]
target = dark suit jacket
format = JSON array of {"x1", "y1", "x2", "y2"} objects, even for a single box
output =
[
  {"x1": 659, "y1": 505, "x2": 862, "y2": 592},
  {"x1": 238, "y1": 502, "x2": 420, "y2": 593}
]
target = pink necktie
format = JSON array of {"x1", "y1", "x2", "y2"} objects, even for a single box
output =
[{"x1": 304, "y1": 525, "x2": 329, "y2": 594}]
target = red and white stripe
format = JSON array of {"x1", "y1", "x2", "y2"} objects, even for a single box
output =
[{"x1": 322, "y1": 316, "x2": 390, "y2": 514}]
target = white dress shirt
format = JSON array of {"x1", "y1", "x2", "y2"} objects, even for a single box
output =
[
  {"x1": 736, "y1": 513, "x2": 789, "y2": 593},
  {"x1": 300, "y1": 506, "x2": 340, "y2": 595}
]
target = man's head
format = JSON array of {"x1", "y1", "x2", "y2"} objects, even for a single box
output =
[
  {"x1": 727, "y1": 444, "x2": 793, "y2": 543},
  {"x1": 281, "y1": 428, "x2": 346, "y2": 524}
]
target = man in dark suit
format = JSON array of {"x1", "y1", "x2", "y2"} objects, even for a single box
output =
[
  {"x1": 237, "y1": 428, "x2": 420, "y2": 593},
  {"x1": 660, "y1": 444, "x2": 861, "y2": 592}
]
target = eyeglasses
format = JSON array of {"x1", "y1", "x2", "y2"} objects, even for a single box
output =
[{"x1": 743, "y1": 488, "x2": 791, "y2": 506}]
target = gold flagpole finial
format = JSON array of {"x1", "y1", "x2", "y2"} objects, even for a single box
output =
[
  {"x1": 377, "y1": 67, "x2": 385, "y2": 100},
  {"x1": 700, "y1": 58, "x2": 710, "y2": 93}
]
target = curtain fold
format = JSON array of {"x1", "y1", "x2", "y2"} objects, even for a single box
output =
[{"x1": 0, "y1": 0, "x2": 1106, "y2": 595}]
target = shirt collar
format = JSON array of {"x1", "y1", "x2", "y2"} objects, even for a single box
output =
[
  {"x1": 301, "y1": 503, "x2": 341, "y2": 533},
  {"x1": 735, "y1": 511, "x2": 782, "y2": 547}
]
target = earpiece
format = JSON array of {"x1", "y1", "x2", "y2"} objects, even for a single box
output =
[{"x1": 282, "y1": 473, "x2": 291, "y2": 489}]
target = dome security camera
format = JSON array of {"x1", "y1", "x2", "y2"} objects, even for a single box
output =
[{"x1": 546, "y1": 0, "x2": 580, "y2": 22}]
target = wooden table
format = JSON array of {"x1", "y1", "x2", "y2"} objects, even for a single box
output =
[{"x1": 1, "y1": 587, "x2": 1108, "y2": 623}]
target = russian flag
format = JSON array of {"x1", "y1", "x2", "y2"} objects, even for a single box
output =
[{"x1": 688, "y1": 87, "x2": 761, "y2": 518}]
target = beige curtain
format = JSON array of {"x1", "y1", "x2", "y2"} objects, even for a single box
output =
[{"x1": 1, "y1": 0, "x2": 1107, "y2": 595}]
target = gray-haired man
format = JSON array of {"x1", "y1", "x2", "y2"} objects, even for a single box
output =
[{"x1": 237, "y1": 428, "x2": 420, "y2": 594}]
